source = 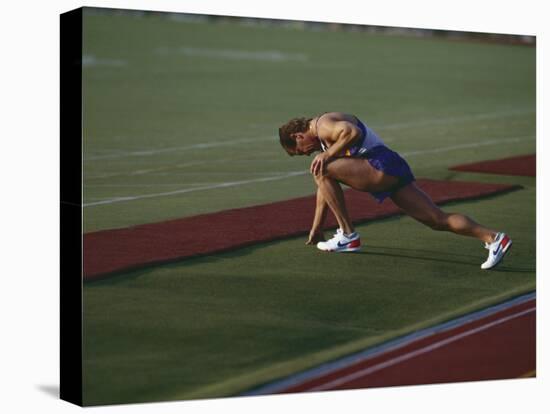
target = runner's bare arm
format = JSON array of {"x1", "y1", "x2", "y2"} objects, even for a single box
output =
[
  {"x1": 310, "y1": 121, "x2": 362, "y2": 176},
  {"x1": 324, "y1": 121, "x2": 362, "y2": 157},
  {"x1": 306, "y1": 189, "x2": 328, "y2": 244}
]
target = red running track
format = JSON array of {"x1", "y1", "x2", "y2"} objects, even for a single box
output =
[
  {"x1": 275, "y1": 298, "x2": 536, "y2": 393},
  {"x1": 84, "y1": 179, "x2": 520, "y2": 280},
  {"x1": 450, "y1": 154, "x2": 536, "y2": 177}
]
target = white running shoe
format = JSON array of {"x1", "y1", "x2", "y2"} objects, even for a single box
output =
[
  {"x1": 317, "y1": 228, "x2": 361, "y2": 252},
  {"x1": 481, "y1": 232, "x2": 512, "y2": 270}
]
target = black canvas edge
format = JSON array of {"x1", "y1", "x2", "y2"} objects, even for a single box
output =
[{"x1": 60, "y1": 7, "x2": 83, "y2": 407}]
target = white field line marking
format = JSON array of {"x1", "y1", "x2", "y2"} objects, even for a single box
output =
[
  {"x1": 379, "y1": 108, "x2": 534, "y2": 131},
  {"x1": 83, "y1": 171, "x2": 306, "y2": 207},
  {"x1": 84, "y1": 108, "x2": 534, "y2": 162},
  {"x1": 87, "y1": 158, "x2": 307, "y2": 180},
  {"x1": 82, "y1": 55, "x2": 127, "y2": 67},
  {"x1": 85, "y1": 136, "x2": 275, "y2": 161},
  {"x1": 86, "y1": 170, "x2": 300, "y2": 187},
  {"x1": 86, "y1": 183, "x2": 227, "y2": 188},
  {"x1": 158, "y1": 171, "x2": 302, "y2": 176},
  {"x1": 86, "y1": 161, "x2": 207, "y2": 180},
  {"x1": 401, "y1": 135, "x2": 533, "y2": 157},
  {"x1": 83, "y1": 134, "x2": 534, "y2": 208},
  {"x1": 156, "y1": 46, "x2": 309, "y2": 62},
  {"x1": 87, "y1": 164, "x2": 295, "y2": 180},
  {"x1": 309, "y1": 307, "x2": 536, "y2": 392}
]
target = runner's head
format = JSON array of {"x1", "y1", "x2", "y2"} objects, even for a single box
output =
[{"x1": 278, "y1": 117, "x2": 320, "y2": 156}]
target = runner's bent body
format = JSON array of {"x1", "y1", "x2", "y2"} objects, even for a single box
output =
[{"x1": 278, "y1": 112, "x2": 512, "y2": 269}]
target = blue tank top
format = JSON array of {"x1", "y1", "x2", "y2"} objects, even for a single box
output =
[{"x1": 319, "y1": 116, "x2": 384, "y2": 157}]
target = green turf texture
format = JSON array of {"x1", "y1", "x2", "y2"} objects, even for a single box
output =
[
  {"x1": 81, "y1": 10, "x2": 535, "y2": 406},
  {"x1": 82, "y1": 10, "x2": 535, "y2": 232}
]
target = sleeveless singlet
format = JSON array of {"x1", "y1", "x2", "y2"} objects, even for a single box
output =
[
  {"x1": 317, "y1": 114, "x2": 384, "y2": 157},
  {"x1": 314, "y1": 114, "x2": 415, "y2": 203}
]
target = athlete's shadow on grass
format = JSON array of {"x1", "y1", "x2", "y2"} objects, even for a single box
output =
[
  {"x1": 87, "y1": 239, "x2": 533, "y2": 287},
  {"x1": 366, "y1": 244, "x2": 480, "y2": 259},
  {"x1": 354, "y1": 245, "x2": 534, "y2": 273},
  {"x1": 353, "y1": 249, "x2": 477, "y2": 267}
]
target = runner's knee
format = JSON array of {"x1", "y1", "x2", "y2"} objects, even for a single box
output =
[
  {"x1": 313, "y1": 173, "x2": 324, "y2": 185},
  {"x1": 313, "y1": 173, "x2": 334, "y2": 186}
]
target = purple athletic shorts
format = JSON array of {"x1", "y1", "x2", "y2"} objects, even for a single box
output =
[{"x1": 362, "y1": 145, "x2": 416, "y2": 203}]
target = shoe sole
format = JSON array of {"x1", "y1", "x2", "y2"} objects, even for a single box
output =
[
  {"x1": 317, "y1": 238, "x2": 361, "y2": 253},
  {"x1": 318, "y1": 247, "x2": 361, "y2": 253},
  {"x1": 481, "y1": 239, "x2": 512, "y2": 269}
]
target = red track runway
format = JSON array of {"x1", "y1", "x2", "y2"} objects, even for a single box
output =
[
  {"x1": 244, "y1": 295, "x2": 536, "y2": 395},
  {"x1": 84, "y1": 179, "x2": 520, "y2": 280},
  {"x1": 450, "y1": 154, "x2": 536, "y2": 177}
]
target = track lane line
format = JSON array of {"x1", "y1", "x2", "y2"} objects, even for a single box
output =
[
  {"x1": 84, "y1": 108, "x2": 534, "y2": 161},
  {"x1": 84, "y1": 134, "x2": 534, "y2": 207},
  {"x1": 243, "y1": 293, "x2": 535, "y2": 396},
  {"x1": 308, "y1": 307, "x2": 535, "y2": 391},
  {"x1": 83, "y1": 171, "x2": 306, "y2": 207}
]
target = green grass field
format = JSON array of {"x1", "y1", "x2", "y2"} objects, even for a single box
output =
[{"x1": 81, "y1": 10, "x2": 535, "y2": 406}]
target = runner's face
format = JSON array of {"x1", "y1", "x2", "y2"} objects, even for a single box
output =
[{"x1": 294, "y1": 134, "x2": 319, "y2": 156}]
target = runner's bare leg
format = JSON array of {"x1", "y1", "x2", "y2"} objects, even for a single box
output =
[
  {"x1": 306, "y1": 189, "x2": 330, "y2": 244},
  {"x1": 314, "y1": 175, "x2": 355, "y2": 235},
  {"x1": 313, "y1": 157, "x2": 397, "y2": 237},
  {"x1": 317, "y1": 157, "x2": 497, "y2": 243},
  {"x1": 391, "y1": 183, "x2": 497, "y2": 243}
]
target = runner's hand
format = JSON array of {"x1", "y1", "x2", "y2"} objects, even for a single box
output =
[{"x1": 310, "y1": 152, "x2": 330, "y2": 176}]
